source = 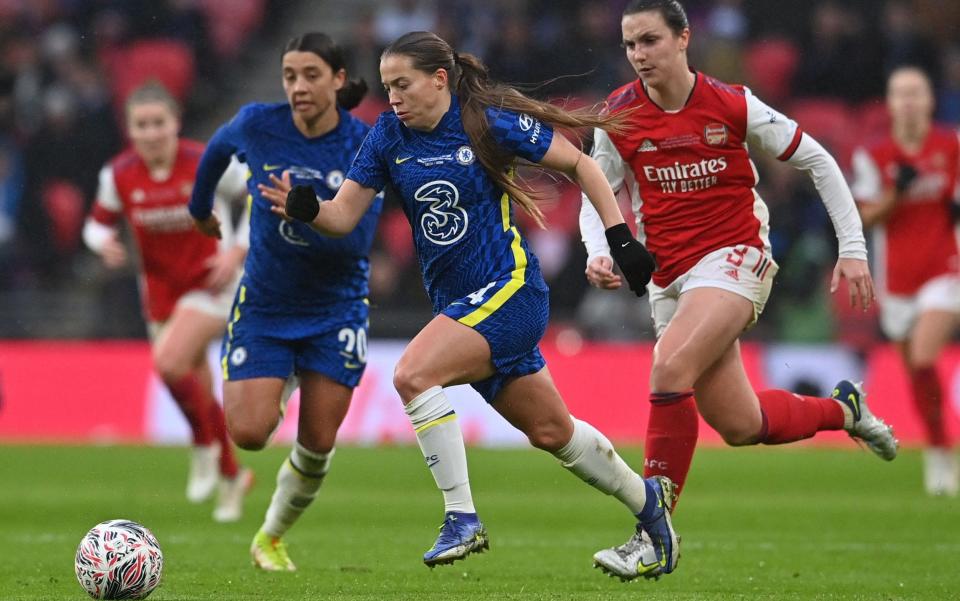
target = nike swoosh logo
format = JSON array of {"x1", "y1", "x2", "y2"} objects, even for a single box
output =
[
  {"x1": 263, "y1": 163, "x2": 284, "y2": 171},
  {"x1": 395, "y1": 156, "x2": 413, "y2": 164},
  {"x1": 621, "y1": 242, "x2": 630, "y2": 248},
  {"x1": 426, "y1": 459, "x2": 440, "y2": 468}
]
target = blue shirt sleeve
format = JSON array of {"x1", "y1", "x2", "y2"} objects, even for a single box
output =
[
  {"x1": 188, "y1": 111, "x2": 246, "y2": 220},
  {"x1": 345, "y1": 119, "x2": 387, "y2": 192},
  {"x1": 485, "y1": 107, "x2": 554, "y2": 163}
]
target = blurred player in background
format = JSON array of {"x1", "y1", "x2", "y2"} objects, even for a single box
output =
[
  {"x1": 82, "y1": 81, "x2": 252, "y2": 522},
  {"x1": 579, "y1": 0, "x2": 899, "y2": 576},
  {"x1": 189, "y1": 33, "x2": 381, "y2": 571},
  {"x1": 265, "y1": 31, "x2": 679, "y2": 580},
  {"x1": 852, "y1": 66, "x2": 960, "y2": 496}
]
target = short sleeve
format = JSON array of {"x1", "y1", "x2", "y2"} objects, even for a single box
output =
[
  {"x1": 346, "y1": 120, "x2": 387, "y2": 192},
  {"x1": 743, "y1": 88, "x2": 803, "y2": 161},
  {"x1": 850, "y1": 147, "x2": 882, "y2": 203},
  {"x1": 485, "y1": 107, "x2": 554, "y2": 163},
  {"x1": 90, "y1": 165, "x2": 123, "y2": 225}
]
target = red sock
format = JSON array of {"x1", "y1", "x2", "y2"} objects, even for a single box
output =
[
  {"x1": 166, "y1": 374, "x2": 215, "y2": 446},
  {"x1": 909, "y1": 366, "x2": 948, "y2": 447},
  {"x1": 644, "y1": 391, "x2": 698, "y2": 510},
  {"x1": 756, "y1": 389, "x2": 845, "y2": 444},
  {"x1": 208, "y1": 401, "x2": 239, "y2": 478}
]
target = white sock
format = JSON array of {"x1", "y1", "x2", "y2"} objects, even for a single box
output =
[
  {"x1": 553, "y1": 418, "x2": 647, "y2": 515},
  {"x1": 261, "y1": 442, "x2": 333, "y2": 538},
  {"x1": 405, "y1": 386, "x2": 475, "y2": 513}
]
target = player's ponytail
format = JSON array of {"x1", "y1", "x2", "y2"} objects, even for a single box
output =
[
  {"x1": 383, "y1": 31, "x2": 623, "y2": 229},
  {"x1": 283, "y1": 32, "x2": 368, "y2": 110}
]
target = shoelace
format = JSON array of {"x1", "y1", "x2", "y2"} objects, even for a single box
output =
[{"x1": 613, "y1": 532, "x2": 645, "y2": 558}]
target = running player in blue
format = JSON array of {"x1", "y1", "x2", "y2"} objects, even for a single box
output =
[
  {"x1": 262, "y1": 31, "x2": 677, "y2": 578},
  {"x1": 188, "y1": 32, "x2": 382, "y2": 572}
]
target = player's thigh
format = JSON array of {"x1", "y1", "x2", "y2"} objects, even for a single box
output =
[
  {"x1": 152, "y1": 307, "x2": 225, "y2": 377},
  {"x1": 909, "y1": 310, "x2": 958, "y2": 367},
  {"x1": 491, "y1": 366, "x2": 573, "y2": 452},
  {"x1": 652, "y1": 287, "x2": 753, "y2": 391},
  {"x1": 693, "y1": 340, "x2": 762, "y2": 443},
  {"x1": 296, "y1": 371, "x2": 354, "y2": 452},
  {"x1": 223, "y1": 377, "x2": 286, "y2": 437},
  {"x1": 394, "y1": 314, "x2": 496, "y2": 400}
]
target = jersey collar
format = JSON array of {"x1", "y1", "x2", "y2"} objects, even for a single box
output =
[{"x1": 637, "y1": 69, "x2": 700, "y2": 114}]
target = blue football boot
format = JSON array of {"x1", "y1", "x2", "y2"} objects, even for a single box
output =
[
  {"x1": 832, "y1": 380, "x2": 898, "y2": 461},
  {"x1": 593, "y1": 475, "x2": 679, "y2": 581},
  {"x1": 422, "y1": 511, "x2": 489, "y2": 567}
]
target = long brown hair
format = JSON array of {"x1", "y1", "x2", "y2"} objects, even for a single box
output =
[{"x1": 382, "y1": 31, "x2": 620, "y2": 227}]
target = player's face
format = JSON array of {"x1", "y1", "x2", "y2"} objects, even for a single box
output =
[
  {"x1": 887, "y1": 69, "x2": 934, "y2": 128},
  {"x1": 380, "y1": 54, "x2": 449, "y2": 131},
  {"x1": 621, "y1": 11, "x2": 690, "y2": 88},
  {"x1": 126, "y1": 102, "x2": 179, "y2": 165},
  {"x1": 282, "y1": 51, "x2": 345, "y2": 123}
]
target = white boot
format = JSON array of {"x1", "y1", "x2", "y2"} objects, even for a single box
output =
[
  {"x1": 923, "y1": 448, "x2": 958, "y2": 497},
  {"x1": 186, "y1": 443, "x2": 220, "y2": 503}
]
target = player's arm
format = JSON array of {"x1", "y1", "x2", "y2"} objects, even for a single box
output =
[
  {"x1": 189, "y1": 119, "x2": 244, "y2": 238},
  {"x1": 577, "y1": 128, "x2": 628, "y2": 290},
  {"x1": 203, "y1": 157, "x2": 250, "y2": 289},
  {"x1": 82, "y1": 165, "x2": 127, "y2": 268},
  {"x1": 849, "y1": 147, "x2": 902, "y2": 228},
  {"x1": 260, "y1": 171, "x2": 377, "y2": 237},
  {"x1": 744, "y1": 88, "x2": 873, "y2": 309}
]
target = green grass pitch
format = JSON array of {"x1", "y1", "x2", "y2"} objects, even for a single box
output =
[{"x1": 0, "y1": 444, "x2": 955, "y2": 600}]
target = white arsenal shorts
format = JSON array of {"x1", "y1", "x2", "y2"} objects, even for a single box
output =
[
  {"x1": 647, "y1": 245, "x2": 779, "y2": 337},
  {"x1": 879, "y1": 274, "x2": 960, "y2": 341}
]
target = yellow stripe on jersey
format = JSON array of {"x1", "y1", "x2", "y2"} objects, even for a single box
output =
[
  {"x1": 457, "y1": 192, "x2": 527, "y2": 327},
  {"x1": 414, "y1": 413, "x2": 458, "y2": 434},
  {"x1": 221, "y1": 284, "x2": 247, "y2": 380}
]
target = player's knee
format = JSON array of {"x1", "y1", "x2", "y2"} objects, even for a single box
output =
[
  {"x1": 226, "y1": 415, "x2": 271, "y2": 451},
  {"x1": 393, "y1": 360, "x2": 431, "y2": 404},
  {"x1": 152, "y1": 348, "x2": 190, "y2": 384},
  {"x1": 650, "y1": 354, "x2": 695, "y2": 392},
  {"x1": 717, "y1": 421, "x2": 762, "y2": 447},
  {"x1": 525, "y1": 418, "x2": 573, "y2": 453}
]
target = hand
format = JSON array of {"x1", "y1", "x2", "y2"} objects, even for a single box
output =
[
  {"x1": 204, "y1": 245, "x2": 246, "y2": 292},
  {"x1": 285, "y1": 184, "x2": 321, "y2": 222},
  {"x1": 99, "y1": 234, "x2": 127, "y2": 268},
  {"x1": 257, "y1": 170, "x2": 296, "y2": 221},
  {"x1": 831, "y1": 257, "x2": 875, "y2": 311},
  {"x1": 193, "y1": 213, "x2": 222, "y2": 239},
  {"x1": 894, "y1": 163, "x2": 917, "y2": 194},
  {"x1": 604, "y1": 223, "x2": 656, "y2": 297},
  {"x1": 585, "y1": 256, "x2": 622, "y2": 290}
]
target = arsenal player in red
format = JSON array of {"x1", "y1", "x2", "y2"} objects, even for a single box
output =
[
  {"x1": 83, "y1": 82, "x2": 252, "y2": 521},
  {"x1": 580, "y1": 2, "x2": 899, "y2": 572},
  {"x1": 853, "y1": 66, "x2": 960, "y2": 496}
]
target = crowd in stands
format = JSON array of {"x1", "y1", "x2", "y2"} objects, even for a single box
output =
[{"x1": 2, "y1": 0, "x2": 959, "y2": 344}]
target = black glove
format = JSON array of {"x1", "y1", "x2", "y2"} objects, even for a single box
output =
[
  {"x1": 605, "y1": 223, "x2": 656, "y2": 297},
  {"x1": 286, "y1": 184, "x2": 320, "y2": 222},
  {"x1": 894, "y1": 163, "x2": 918, "y2": 194}
]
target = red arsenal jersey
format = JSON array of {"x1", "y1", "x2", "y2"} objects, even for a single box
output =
[
  {"x1": 851, "y1": 127, "x2": 960, "y2": 295},
  {"x1": 597, "y1": 72, "x2": 804, "y2": 287},
  {"x1": 89, "y1": 140, "x2": 219, "y2": 321}
]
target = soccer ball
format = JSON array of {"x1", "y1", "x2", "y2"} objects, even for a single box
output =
[{"x1": 74, "y1": 519, "x2": 164, "y2": 600}]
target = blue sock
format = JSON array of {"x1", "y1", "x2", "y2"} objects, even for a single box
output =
[{"x1": 637, "y1": 478, "x2": 661, "y2": 523}]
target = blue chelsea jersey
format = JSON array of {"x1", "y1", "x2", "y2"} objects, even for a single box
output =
[
  {"x1": 346, "y1": 98, "x2": 553, "y2": 312},
  {"x1": 190, "y1": 103, "x2": 382, "y2": 307}
]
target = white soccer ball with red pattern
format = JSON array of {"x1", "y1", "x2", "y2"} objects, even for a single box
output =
[{"x1": 75, "y1": 519, "x2": 163, "y2": 600}]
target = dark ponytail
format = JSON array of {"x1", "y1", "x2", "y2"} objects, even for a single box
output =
[
  {"x1": 283, "y1": 32, "x2": 368, "y2": 110},
  {"x1": 383, "y1": 31, "x2": 623, "y2": 228}
]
